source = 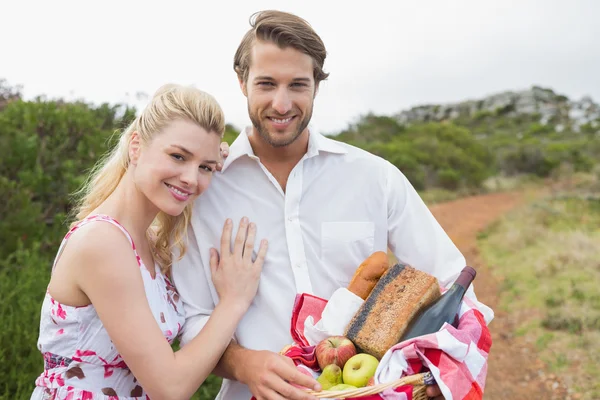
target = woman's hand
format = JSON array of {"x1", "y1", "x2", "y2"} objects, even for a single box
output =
[{"x1": 210, "y1": 217, "x2": 267, "y2": 311}]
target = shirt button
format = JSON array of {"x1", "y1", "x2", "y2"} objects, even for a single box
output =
[{"x1": 287, "y1": 217, "x2": 293, "y2": 222}]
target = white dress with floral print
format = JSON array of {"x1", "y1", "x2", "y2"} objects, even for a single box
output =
[{"x1": 31, "y1": 215, "x2": 185, "y2": 400}]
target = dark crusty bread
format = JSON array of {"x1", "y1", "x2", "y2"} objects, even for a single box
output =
[
  {"x1": 347, "y1": 251, "x2": 390, "y2": 300},
  {"x1": 344, "y1": 263, "x2": 441, "y2": 359}
]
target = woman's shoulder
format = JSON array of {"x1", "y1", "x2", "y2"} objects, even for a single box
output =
[{"x1": 62, "y1": 219, "x2": 138, "y2": 267}]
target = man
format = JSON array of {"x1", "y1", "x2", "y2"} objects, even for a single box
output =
[{"x1": 172, "y1": 10, "x2": 493, "y2": 400}]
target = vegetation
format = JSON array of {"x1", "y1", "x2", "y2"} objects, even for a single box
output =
[{"x1": 477, "y1": 172, "x2": 600, "y2": 399}]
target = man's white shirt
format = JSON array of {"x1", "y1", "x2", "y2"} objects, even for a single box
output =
[{"x1": 171, "y1": 126, "x2": 493, "y2": 400}]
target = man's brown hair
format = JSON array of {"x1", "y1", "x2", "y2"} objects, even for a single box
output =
[{"x1": 234, "y1": 10, "x2": 329, "y2": 85}]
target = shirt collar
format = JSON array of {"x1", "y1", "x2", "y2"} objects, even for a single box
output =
[{"x1": 221, "y1": 125, "x2": 347, "y2": 172}]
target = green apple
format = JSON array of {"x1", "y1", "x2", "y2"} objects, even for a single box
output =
[
  {"x1": 342, "y1": 353, "x2": 379, "y2": 388},
  {"x1": 329, "y1": 383, "x2": 357, "y2": 391},
  {"x1": 317, "y1": 364, "x2": 343, "y2": 390}
]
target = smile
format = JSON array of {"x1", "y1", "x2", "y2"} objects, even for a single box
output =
[
  {"x1": 268, "y1": 116, "x2": 295, "y2": 124},
  {"x1": 165, "y1": 183, "x2": 193, "y2": 201}
]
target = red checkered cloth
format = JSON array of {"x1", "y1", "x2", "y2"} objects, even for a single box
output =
[{"x1": 284, "y1": 292, "x2": 492, "y2": 400}]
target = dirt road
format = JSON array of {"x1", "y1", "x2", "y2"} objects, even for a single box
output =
[{"x1": 428, "y1": 191, "x2": 568, "y2": 399}]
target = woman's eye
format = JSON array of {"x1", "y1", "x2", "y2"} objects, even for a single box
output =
[
  {"x1": 171, "y1": 154, "x2": 184, "y2": 161},
  {"x1": 200, "y1": 165, "x2": 214, "y2": 172}
]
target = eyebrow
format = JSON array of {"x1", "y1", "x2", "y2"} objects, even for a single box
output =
[
  {"x1": 253, "y1": 76, "x2": 312, "y2": 83},
  {"x1": 171, "y1": 145, "x2": 219, "y2": 164}
]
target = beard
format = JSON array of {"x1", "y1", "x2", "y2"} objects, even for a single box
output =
[{"x1": 248, "y1": 104, "x2": 313, "y2": 148}]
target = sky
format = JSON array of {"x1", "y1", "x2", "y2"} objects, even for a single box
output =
[{"x1": 3, "y1": 0, "x2": 599, "y2": 134}]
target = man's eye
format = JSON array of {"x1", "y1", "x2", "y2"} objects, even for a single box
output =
[{"x1": 258, "y1": 82, "x2": 274, "y2": 87}]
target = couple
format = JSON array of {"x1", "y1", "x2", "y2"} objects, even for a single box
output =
[{"x1": 31, "y1": 10, "x2": 491, "y2": 400}]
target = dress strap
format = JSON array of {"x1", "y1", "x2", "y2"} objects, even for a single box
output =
[{"x1": 51, "y1": 215, "x2": 142, "y2": 273}]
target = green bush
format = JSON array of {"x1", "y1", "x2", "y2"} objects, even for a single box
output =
[
  {"x1": 336, "y1": 118, "x2": 493, "y2": 190},
  {"x1": 437, "y1": 168, "x2": 461, "y2": 190}
]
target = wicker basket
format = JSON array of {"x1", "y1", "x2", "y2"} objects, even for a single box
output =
[{"x1": 305, "y1": 372, "x2": 429, "y2": 399}]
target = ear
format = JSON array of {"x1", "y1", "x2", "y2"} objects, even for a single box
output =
[
  {"x1": 238, "y1": 75, "x2": 248, "y2": 97},
  {"x1": 128, "y1": 132, "x2": 142, "y2": 165}
]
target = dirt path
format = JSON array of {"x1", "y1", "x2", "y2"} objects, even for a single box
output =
[{"x1": 428, "y1": 191, "x2": 568, "y2": 399}]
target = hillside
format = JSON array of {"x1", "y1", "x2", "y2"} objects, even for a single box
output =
[
  {"x1": 395, "y1": 86, "x2": 600, "y2": 133},
  {"x1": 335, "y1": 86, "x2": 600, "y2": 191}
]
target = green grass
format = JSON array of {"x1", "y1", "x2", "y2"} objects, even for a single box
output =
[{"x1": 478, "y1": 176, "x2": 600, "y2": 399}]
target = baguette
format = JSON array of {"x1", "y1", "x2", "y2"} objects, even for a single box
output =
[{"x1": 347, "y1": 251, "x2": 389, "y2": 300}]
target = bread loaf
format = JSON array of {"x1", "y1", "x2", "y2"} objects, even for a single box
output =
[
  {"x1": 347, "y1": 251, "x2": 389, "y2": 300},
  {"x1": 344, "y1": 263, "x2": 441, "y2": 359}
]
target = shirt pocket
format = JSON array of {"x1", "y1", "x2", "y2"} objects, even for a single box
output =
[{"x1": 321, "y1": 221, "x2": 375, "y2": 286}]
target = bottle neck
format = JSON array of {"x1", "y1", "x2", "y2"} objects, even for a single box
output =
[{"x1": 452, "y1": 266, "x2": 477, "y2": 293}]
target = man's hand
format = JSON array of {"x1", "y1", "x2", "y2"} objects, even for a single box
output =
[
  {"x1": 237, "y1": 350, "x2": 321, "y2": 400},
  {"x1": 426, "y1": 384, "x2": 444, "y2": 399}
]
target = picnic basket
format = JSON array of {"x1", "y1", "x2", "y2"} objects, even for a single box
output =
[{"x1": 306, "y1": 371, "x2": 430, "y2": 399}]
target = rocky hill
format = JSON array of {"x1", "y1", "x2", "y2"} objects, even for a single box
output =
[{"x1": 394, "y1": 86, "x2": 600, "y2": 133}]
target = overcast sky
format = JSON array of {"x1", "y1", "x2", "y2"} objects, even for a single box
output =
[{"x1": 3, "y1": 0, "x2": 599, "y2": 134}]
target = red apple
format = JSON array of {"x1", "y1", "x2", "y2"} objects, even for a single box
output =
[{"x1": 315, "y1": 335, "x2": 357, "y2": 370}]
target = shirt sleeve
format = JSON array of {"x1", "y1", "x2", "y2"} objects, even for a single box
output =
[
  {"x1": 171, "y1": 221, "x2": 215, "y2": 346},
  {"x1": 385, "y1": 161, "x2": 494, "y2": 324}
]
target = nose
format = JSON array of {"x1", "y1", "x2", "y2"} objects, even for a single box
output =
[
  {"x1": 179, "y1": 165, "x2": 198, "y2": 189},
  {"x1": 272, "y1": 87, "x2": 292, "y2": 115}
]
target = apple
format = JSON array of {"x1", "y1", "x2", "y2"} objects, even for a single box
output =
[
  {"x1": 315, "y1": 335, "x2": 357, "y2": 370},
  {"x1": 342, "y1": 353, "x2": 379, "y2": 388}
]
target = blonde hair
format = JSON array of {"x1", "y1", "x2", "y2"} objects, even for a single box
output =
[{"x1": 71, "y1": 84, "x2": 225, "y2": 273}]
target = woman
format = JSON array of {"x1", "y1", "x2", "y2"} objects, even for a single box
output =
[{"x1": 31, "y1": 84, "x2": 268, "y2": 400}]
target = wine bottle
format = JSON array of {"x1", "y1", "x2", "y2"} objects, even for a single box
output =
[{"x1": 399, "y1": 266, "x2": 477, "y2": 342}]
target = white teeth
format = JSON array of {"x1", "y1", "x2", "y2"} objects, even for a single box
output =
[
  {"x1": 272, "y1": 117, "x2": 292, "y2": 124},
  {"x1": 167, "y1": 184, "x2": 189, "y2": 197}
]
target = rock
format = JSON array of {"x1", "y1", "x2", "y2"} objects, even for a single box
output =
[{"x1": 393, "y1": 86, "x2": 600, "y2": 132}]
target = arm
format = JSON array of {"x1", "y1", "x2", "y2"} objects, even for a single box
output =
[
  {"x1": 76, "y1": 219, "x2": 266, "y2": 400},
  {"x1": 172, "y1": 217, "x2": 320, "y2": 399},
  {"x1": 170, "y1": 219, "x2": 218, "y2": 346},
  {"x1": 384, "y1": 162, "x2": 494, "y2": 323},
  {"x1": 215, "y1": 341, "x2": 321, "y2": 400}
]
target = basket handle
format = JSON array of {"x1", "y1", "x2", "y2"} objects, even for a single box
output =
[{"x1": 306, "y1": 372, "x2": 428, "y2": 399}]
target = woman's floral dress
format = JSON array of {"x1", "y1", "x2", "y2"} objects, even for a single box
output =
[{"x1": 30, "y1": 215, "x2": 185, "y2": 400}]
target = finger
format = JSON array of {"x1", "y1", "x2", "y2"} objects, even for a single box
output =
[
  {"x1": 243, "y1": 222, "x2": 257, "y2": 263},
  {"x1": 253, "y1": 239, "x2": 269, "y2": 269},
  {"x1": 282, "y1": 359, "x2": 321, "y2": 393},
  {"x1": 426, "y1": 384, "x2": 442, "y2": 397},
  {"x1": 268, "y1": 375, "x2": 318, "y2": 400},
  {"x1": 220, "y1": 218, "x2": 233, "y2": 258},
  {"x1": 233, "y1": 217, "x2": 249, "y2": 260},
  {"x1": 220, "y1": 141, "x2": 230, "y2": 158},
  {"x1": 209, "y1": 248, "x2": 219, "y2": 276},
  {"x1": 260, "y1": 389, "x2": 286, "y2": 400},
  {"x1": 216, "y1": 162, "x2": 223, "y2": 172}
]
